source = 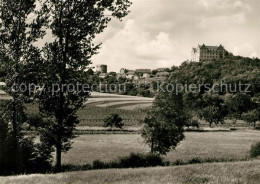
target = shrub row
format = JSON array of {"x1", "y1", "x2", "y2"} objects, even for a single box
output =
[
  {"x1": 172, "y1": 157, "x2": 250, "y2": 166},
  {"x1": 59, "y1": 153, "x2": 256, "y2": 173},
  {"x1": 59, "y1": 153, "x2": 166, "y2": 172},
  {"x1": 92, "y1": 153, "x2": 166, "y2": 169}
]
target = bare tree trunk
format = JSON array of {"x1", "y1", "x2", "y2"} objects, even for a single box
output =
[
  {"x1": 151, "y1": 139, "x2": 154, "y2": 154},
  {"x1": 12, "y1": 101, "x2": 18, "y2": 146},
  {"x1": 55, "y1": 83, "x2": 64, "y2": 170},
  {"x1": 209, "y1": 122, "x2": 212, "y2": 128},
  {"x1": 55, "y1": 140, "x2": 62, "y2": 169},
  {"x1": 55, "y1": 1, "x2": 64, "y2": 170}
]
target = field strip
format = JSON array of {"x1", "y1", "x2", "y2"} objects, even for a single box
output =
[
  {"x1": 0, "y1": 95, "x2": 12, "y2": 100},
  {"x1": 90, "y1": 92, "x2": 153, "y2": 99},
  {"x1": 86, "y1": 97, "x2": 153, "y2": 104},
  {"x1": 119, "y1": 103, "x2": 152, "y2": 110},
  {"x1": 97, "y1": 101, "x2": 152, "y2": 108}
]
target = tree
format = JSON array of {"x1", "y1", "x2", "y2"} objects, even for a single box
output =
[
  {"x1": 36, "y1": 0, "x2": 131, "y2": 169},
  {"x1": 104, "y1": 113, "x2": 124, "y2": 129},
  {"x1": 225, "y1": 93, "x2": 253, "y2": 122},
  {"x1": 0, "y1": 0, "x2": 50, "y2": 174},
  {"x1": 242, "y1": 109, "x2": 259, "y2": 128},
  {"x1": 141, "y1": 90, "x2": 189, "y2": 155},
  {"x1": 86, "y1": 68, "x2": 94, "y2": 76},
  {"x1": 0, "y1": 0, "x2": 47, "y2": 147},
  {"x1": 198, "y1": 93, "x2": 227, "y2": 127}
]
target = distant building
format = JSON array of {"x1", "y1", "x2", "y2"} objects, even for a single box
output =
[
  {"x1": 99, "y1": 73, "x2": 108, "y2": 79},
  {"x1": 156, "y1": 68, "x2": 169, "y2": 72},
  {"x1": 135, "y1": 69, "x2": 151, "y2": 73},
  {"x1": 133, "y1": 75, "x2": 140, "y2": 81},
  {"x1": 96, "y1": 64, "x2": 107, "y2": 73},
  {"x1": 191, "y1": 44, "x2": 226, "y2": 62},
  {"x1": 143, "y1": 73, "x2": 150, "y2": 79},
  {"x1": 156, "y1": 72, "x2": 170, "y2": 78},
  {"x1": 126, "y1": 71, "x2": 135, "y2": 79}
]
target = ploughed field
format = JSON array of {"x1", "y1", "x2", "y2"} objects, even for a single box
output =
[{"x1": 24, "y1": 92, "x2": 153, "y2": 127}]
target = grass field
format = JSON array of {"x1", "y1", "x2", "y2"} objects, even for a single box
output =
[
  {"x1": 61, "y1": 130, "x2": 260, "y2": 165},
  {"x1": 1, "y1": 160, "x2": 260, "y2": 184}
]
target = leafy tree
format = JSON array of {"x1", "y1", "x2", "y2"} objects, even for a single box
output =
[
  {"x1": 0, "y1": 0, "x2": 47, "y2": 147},
  {"x1": 36, "y1": 0, "x2": 131, "y2": 169},
  {"x1": 199, "y1": 93, "x2": 227, "y2": 127},
  {"x1": 86, "y1": 69, "x2": 94, "y2": 76},
  {"x1": 104, "y1": 113, "x2": 124, "y2": 129},
  {"x1": 0, "y1": 0, "x2": 52, "y2": 174},
  {"x1": 225, "y1": 93, "x2": 253, "y2": 121},
  {"x1": 142, "y1": 90, "x2": 189, "y2": 155},
  {"x1": 118, "y1": 77, "x2": 126, "y2": 84},
  {"x1": 121, "y1": 83, "x2": 138, "y2": 96},
  {"x1": 151, "y1": 70, "x2": 157, "y2": 75},
  {"x1": 138, "y1": 89, "x2": 151, "y2": 97},
  {"x1": 242, "y1": 109, "x2": 259, "y2": 128}
]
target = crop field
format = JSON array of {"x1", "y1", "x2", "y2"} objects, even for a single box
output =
[
  {"x1": 1, "y1": 160, "x2": 260, "y2": 184},
  {"x1": 24, "y1": 92, "x2": 256, "y2": 128},
  {"x1": 61, "y1": 130, "x2": 260, "y2": 165},
  {"x1": 24, "y1": 92, "x2": 153, "y2": 127},
  {"x1": 77, "y1": 104, "x2": 148, "y2": 127}
]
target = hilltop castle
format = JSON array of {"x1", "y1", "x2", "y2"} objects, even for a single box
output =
[{"x1": 191, "y1": 44, "x2": 226, "y2": 62}]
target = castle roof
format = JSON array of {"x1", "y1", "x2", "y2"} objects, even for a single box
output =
[{"x1": 199, "y1": 44, "x2": 224, "y2": 50}]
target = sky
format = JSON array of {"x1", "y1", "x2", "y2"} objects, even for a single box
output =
[
  {"x1": 35, "y1": 0, "x2": 260, "y2": 72},
  {"x1": 90, "y1": 0, "x2": 260, "y2": 72}
]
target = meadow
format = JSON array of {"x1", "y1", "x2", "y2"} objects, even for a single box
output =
[
  {"x1": 61, "y1": 130, "x2": 260, "y2": 165},
  {"x1": 1, "y1": 160, "x2": 260, "y2": 184}
]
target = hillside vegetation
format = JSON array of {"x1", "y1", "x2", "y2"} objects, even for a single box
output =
[
  {"x1": 170, "y1": 56, "x2": 260, "y2": 92},
  {"x1": 165, "y1": 56, "x2": 260, "y2": 128}
]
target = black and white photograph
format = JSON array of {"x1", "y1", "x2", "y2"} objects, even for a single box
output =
[{"x1": 0, "y1": 0, "x2": 260, "y2": 183}]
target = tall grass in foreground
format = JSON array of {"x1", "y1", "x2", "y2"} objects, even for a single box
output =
[{"x1": 1, "y1": 160, "x2": 260, "y2": 184}]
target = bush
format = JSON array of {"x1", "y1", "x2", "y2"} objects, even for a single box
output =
[
  {"x1": 92, "y1": 160, "x2": 109, "y2": 169},
  {"x1": 187, "y1": 157, "x2": 203, "y2": 164},
  {"x1": 59, "y1": 164, "x2": 91, "y2": 172},
  {"x1": 118, "y1": 153, "x2": 164, "y2": 168},
  {"x1": 104, "y1": 114, "x2": 124, "y2": 129},
  {"x1": 172, "y1": 157, "x2": 247, "y2": 166},
  {"x1": 91, "y1": 153, "x2": 165, "y2": 170},
  {"x1": 250, "y1": 142, "x2": 260, "y2": 158}
]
